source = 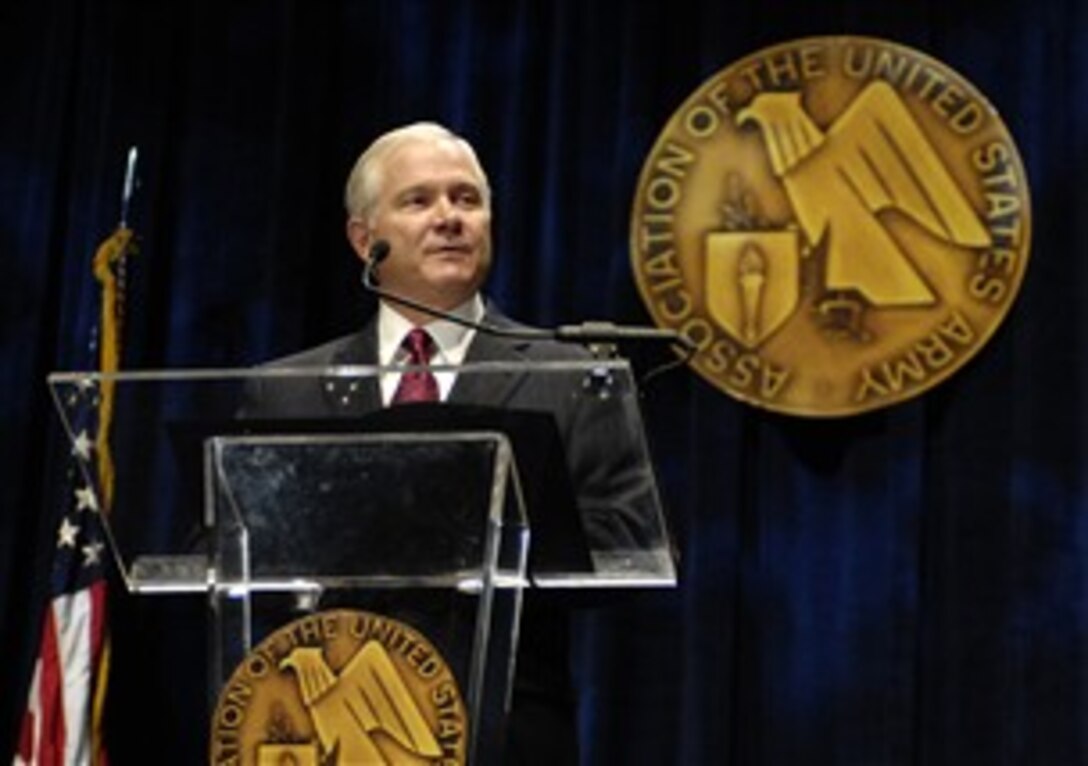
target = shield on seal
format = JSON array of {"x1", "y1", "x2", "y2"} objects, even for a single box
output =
[{"x1": 705, "y1": 229, "x2": 801, "y2": 349}]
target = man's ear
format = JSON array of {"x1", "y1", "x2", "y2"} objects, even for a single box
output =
[{"x1": 346, "y1": 218, "x2": 371, "y2": 264}]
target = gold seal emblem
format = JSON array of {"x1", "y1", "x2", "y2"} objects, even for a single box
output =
[
  {"x1": 630, "y1": 36, "x2": 1030, "y2": 416},
  {"x1": 210, "y1": 610, "x2": 467, "y2": 765}
]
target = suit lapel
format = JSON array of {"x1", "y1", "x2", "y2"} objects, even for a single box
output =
[
  {"x1": 448, "y1": 309, "x2": 534, "y2": 407},
  {"x1": 323, "y1": 320, "x2": 382, "y2": 415}
]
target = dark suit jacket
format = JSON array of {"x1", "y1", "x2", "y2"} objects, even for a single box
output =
[{"x1": 241, "y1": 306, "x2": 658, "y2": 764}]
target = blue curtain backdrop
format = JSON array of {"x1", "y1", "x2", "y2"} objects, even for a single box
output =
[{"x1": 3, "y1": 1, "x2": 1087, "y2": 763}]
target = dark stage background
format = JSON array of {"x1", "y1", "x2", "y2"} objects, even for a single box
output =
[{"x1": 3, "y1": 1, "x2": 1087, "y2": 763}]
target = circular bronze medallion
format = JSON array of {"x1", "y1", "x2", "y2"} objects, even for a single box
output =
[
  {"x1": 630, "y1": 36, "x2": 1030, "y2": 416},
  {"x1": 210, "y1": 609, "x2": 467, "y2": 765}
]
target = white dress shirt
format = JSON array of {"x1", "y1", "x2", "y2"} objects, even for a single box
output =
[{"x1": 376, "y1": 295, "x2": 484, "y2": 405}]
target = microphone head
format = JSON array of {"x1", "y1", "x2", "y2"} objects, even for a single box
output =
[
  {"x1": 362, "y1": 240, "x2": 391, "y2": 289},
  {"x1": 368, "y1": 239, "x2": 391, "y2": 265}
]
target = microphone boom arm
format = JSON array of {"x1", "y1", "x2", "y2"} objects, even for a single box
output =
[{"x1": 363, "y1": 240, "x2": 695, "y2": 352}]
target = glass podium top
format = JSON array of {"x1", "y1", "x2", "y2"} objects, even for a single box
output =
[{"x1": 48, "y1": 359, "x2": 676, "y2": 594}]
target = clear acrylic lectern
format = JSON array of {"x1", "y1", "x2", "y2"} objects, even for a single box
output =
[{"x1": 48, "y1": 359, "x2": 676, "y2": 764}]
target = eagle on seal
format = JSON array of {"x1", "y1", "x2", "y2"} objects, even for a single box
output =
[
  {"x1": 736, "y1": 81, "x2": 991, "y2": 311},
  {"x1": 280, "y1": 643, "x2": 442, "y2": 764}
]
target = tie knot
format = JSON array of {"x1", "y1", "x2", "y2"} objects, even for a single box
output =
[
  {"x1": 402, "y1": 327, "x2": 435, "y2": 365},
  {"x1": 393, "y1": 327, "x2": 439, "y2": 404}
]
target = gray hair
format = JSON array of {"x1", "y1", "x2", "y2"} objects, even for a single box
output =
[{"x1": 343, "y1": 122, "x2": 491, "y2": 221}]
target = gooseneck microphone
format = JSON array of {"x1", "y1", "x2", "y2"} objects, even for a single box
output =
[{"x1": 362, "y1": 239, "x2": 696, "y2": 353}]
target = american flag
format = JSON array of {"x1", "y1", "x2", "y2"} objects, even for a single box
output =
[
  {"x1": 15, "y1": 382, "x2": 110, "y2": 766},
  {"x1": 15, "y1": 156, "x2": 136, "y2": 765}
]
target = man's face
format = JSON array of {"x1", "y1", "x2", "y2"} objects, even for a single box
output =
[{"x1": 350, "y1": 138, "x2": 492, "y2": 311}]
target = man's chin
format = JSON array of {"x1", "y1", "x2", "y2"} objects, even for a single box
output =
[
  {"x1": 414, "y1": 276, "x2": 481, "y2": 309},
  {"x1": 426, "y1": 263, "x2": 486, "y2": 289}
]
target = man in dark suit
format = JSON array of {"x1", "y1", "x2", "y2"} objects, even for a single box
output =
[{"x1": 244, "y1": 122, "x2": 661, "y2": 764}]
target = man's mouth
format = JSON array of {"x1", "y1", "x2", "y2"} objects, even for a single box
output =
[{"x1": 427, "y1": 243, "x2": 473, "y2": 255}]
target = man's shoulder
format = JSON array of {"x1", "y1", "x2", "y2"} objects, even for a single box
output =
[
  {"x1": 240, "y1": 328, "x2": 377, "y2": 418},
  {"x1": 483, "y1": 308, "x2": 594, "y2": 362},
  {"x1": 261, "y1": 329, "x2": 373, "y2": 368},
  {"x1": 521, "y1": 336, "x2": 594, "y2": 362}
]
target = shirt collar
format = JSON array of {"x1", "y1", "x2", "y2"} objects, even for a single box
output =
[{"x1": 377, "y1": 294, "x2": 485, "y2": 365}]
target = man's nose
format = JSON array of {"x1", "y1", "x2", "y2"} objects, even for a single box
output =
[{"x1": 434, "y1": 198, "x2": 463, "y2": 232}]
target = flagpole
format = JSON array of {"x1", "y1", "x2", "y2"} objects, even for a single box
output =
[
  {"x1": 119, "y1": 146, "x2": 137, "y2": 230},
  {"x1": 89, "y1": 145, "x2": 139, "y2": 766}
]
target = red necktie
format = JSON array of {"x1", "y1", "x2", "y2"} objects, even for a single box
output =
[{"x1": 392, "y1": 327, "x2": 439, "y2": 404}]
